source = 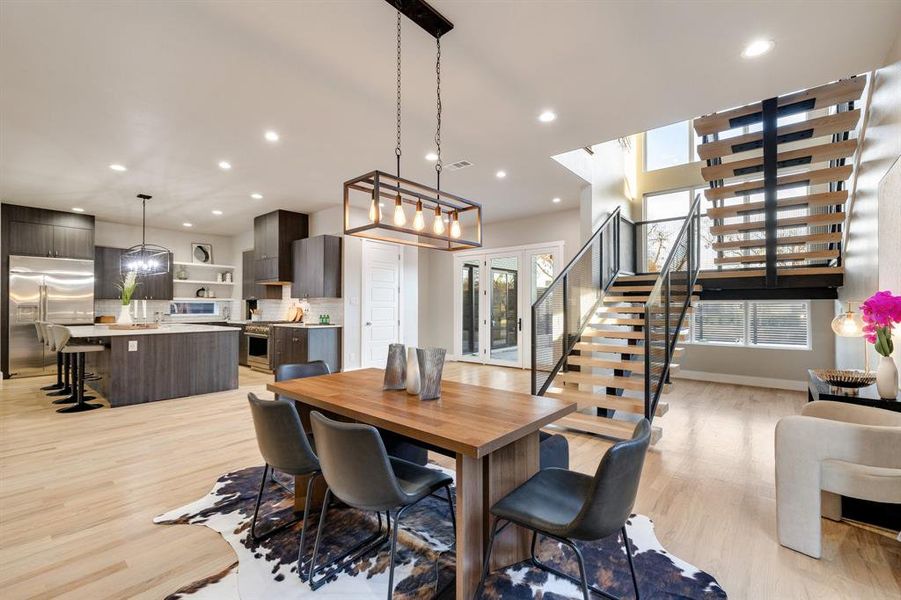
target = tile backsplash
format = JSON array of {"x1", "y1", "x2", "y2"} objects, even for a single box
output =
[
  {"x1": 255, "y1": 286, "x2": 343, "y2": 324},
  {"x1": 95, "y1": 298, "x2": 238, "y2": 321}
]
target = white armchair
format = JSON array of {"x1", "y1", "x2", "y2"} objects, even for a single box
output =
[{"x1": 775, "y1": 400, "x2": 901, "y2": 558}]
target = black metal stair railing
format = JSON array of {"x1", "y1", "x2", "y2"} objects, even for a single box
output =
[
  {"x1": 531, "y1": 207, "x2": 621, "y2": 396},
  {"x1": 643, "y1": 193, "x2": 701, "y2": 422}
]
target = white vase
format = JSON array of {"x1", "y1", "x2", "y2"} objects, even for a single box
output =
[
  {"x1": 875, "y1": 355, "x2": 898, "y2": 399},
  {"x1": 117, "y1": 304, "x2": 133, "y2": 326},
  {"x1": 406, "y1": 347, "x2": 420, "y2": 395}
]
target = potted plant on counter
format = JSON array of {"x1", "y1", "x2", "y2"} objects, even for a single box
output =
[
  {"x1": 115, "y1": 271, "x2": 139, "y2": 326},
  {"x1": 860, "y1": 290, "x2": 901, "y2": 399}
]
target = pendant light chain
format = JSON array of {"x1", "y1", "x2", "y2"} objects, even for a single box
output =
[
  {"x1": 395, "y1": 10, "x2": 402, "y2": 180},
  {"x1": 434, "y1": 35, "x2": 442, "y2": 193}
]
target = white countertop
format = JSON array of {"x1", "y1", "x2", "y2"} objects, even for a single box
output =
[
  {"x1": 68, "y1": 324, "x2": 241, "y2": 337},
  {"x1": 271, "y1": 323, "x2": 341, "y2": 329}
]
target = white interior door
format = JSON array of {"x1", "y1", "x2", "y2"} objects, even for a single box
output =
[{"x1": 361, "y1": 240, "x2": 402, "y2": 368}]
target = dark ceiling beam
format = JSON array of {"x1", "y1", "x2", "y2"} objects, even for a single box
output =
[{"x1": 384, "y1": 0, "x2": 454, "y2": 38}]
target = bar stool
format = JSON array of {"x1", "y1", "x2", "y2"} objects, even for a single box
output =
[
  {"x1": 48, "y1": 324, "x2": 103, "y2": 413},
  {"x1": 35, "y1": 321, "x2": 65, "y2": 391},
  {"x1": 42, "y1": 323, "x2": 74, "y2": 399}
]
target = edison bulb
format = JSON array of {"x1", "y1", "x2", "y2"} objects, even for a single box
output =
[
  {"x1": 450, "y1": 213, "x2": 461, "y2": 239},
  {"x1": 433, "y1": 206, "x2": 445, "y2": 235},
  {"x1": 369, "y1": 197, "x2": 378, "y2": 222},
  {"x1": 393, "y1": 196, "x2": 406, "y2": 226},
  {"x1": 412, "y1": 201, "x2": 425, "y2": 231}
]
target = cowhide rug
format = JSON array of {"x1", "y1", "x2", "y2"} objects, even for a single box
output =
[{"x1": 154, "y1": 466, "x2": 726, "y2": 599}]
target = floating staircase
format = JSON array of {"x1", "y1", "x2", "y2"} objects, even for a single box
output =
[
  {"x1": 693, "y1": 76, "x2": 864, "y2": 293},
  {"x1": 532, "y1": 204, "x2": 700, "y2": 446}
]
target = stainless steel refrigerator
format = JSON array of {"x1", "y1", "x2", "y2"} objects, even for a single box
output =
[{"x1": 8, "y1": 256, "x2": 94, "y2": 377}]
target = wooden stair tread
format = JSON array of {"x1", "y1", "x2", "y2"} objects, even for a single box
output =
[
  {"x1": 613, "y1": 274, "x2": 661, "y2": 282},
  {"x1": 573, "y1": 342, "x2": 645, "y2": 354},
  {"x1": 609, "y1": 284, "x2": 702, "y2": 292},
  {"x1": 546, "y1": 387, "x2": 668, "y2": 417},
  {"x1": 715, "y1": 249, "x2": 839, "y2": 265},
  {"x1": 709, "y1": 211, "x2": 844, "y2": 235},
  {"x1": 701, "y1": 139, "x2": 857, "y2": 182},
  {"x1": 693, "y1": 77, "x2": 865, "y2": 136},
  {"x1": 697, "y1": 109, "x2": 861, "y2": 160},
  {"x1": 596, "y1": 305, "x2": 648, "y2": 314},
  {"x1": 582, "y1": 329, "x2": 646, "y2": 340},
  {"x1": 705, "y1": 165, "x2": 852, "y2": 200},
  {"x1": 567, "y1": 354, "x2": 680, "y2": 374},
  {"x1": 604, "y1": 294, "x2": 699, "y2": 303},
  {"x1": 711, "y1": 231, "x2": 841, "y2": 251},
  {"x1": 589, "y1": 316, "x2": 646, "y2": 326},
  {"x1": 705, "y1": 190, "x2": 847, "y2": 219},
  {"x1": 556, "y1": 371, "x2": 650, "y2": 391},
  {"x1": 553, "y1": 413, "x2": 663, "y2": 444},
  {"x1": 697, "y1": 266, "x2": 843, "y2": 279}
]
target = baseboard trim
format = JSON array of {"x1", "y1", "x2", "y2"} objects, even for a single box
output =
[{"x1": 674, "y1": 369, "x2": 807, "y2": 392}]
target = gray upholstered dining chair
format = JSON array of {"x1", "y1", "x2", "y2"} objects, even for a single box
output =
[
  {"x1": 476, "y1": 419, "x2": 652, "y2": 600},
  {"x1": 246, "y1": 392, "x2": 322, "y2": 574},
  {"x1": 275, "y1": 360, "x2": 331, "y2": 385},
  {"x1": 308, "y1": 411, "x2": 456, "y2": 598}
]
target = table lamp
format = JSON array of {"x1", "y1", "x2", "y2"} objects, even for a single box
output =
[{"x1": 831, "y1": 301, "x2": 868, "y2": 371}]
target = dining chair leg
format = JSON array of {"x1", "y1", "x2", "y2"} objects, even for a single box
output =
[
  {"x1": 250, "y1": 464, "x2": 304, "y2": 542},
  {"x1": 443, "y1": 485, "x2": 457, "y2": 542},
  {"x1": 622, "y1": 525, "x2": 640, "y2": 600},
  {"x1": 474, "y1": 517, "x2": 502, "y2": 599},
  {"x1": 530, "y1": 529, "x2": 626, "y2": 600},
  {"x1": 297, "y1": 472, "x2": 319, "y2": 581},
  {"x1": 386, "y1": 505, "x2": 410, "y2": 600},
  {"x1": 568, "y1": 540, "x2": 591, "y2": 600}
]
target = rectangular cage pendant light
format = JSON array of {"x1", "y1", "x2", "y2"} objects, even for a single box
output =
[{"x1": 344, "y1": 170, "x2": 481, "y2": 251}]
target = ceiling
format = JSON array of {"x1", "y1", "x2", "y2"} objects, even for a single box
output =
[{"x1": 1, "y1": 1, "x2": 898, "y2": 236}]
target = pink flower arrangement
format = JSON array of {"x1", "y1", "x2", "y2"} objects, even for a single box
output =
[{"x1": 860, "y1": 290, "x2": 901, "y2": 357}]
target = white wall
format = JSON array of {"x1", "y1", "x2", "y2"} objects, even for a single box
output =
[
  {"x1": 418, "y1": 208, "x2": 581, "y2": 351},
  {"x1": 95, "y1": 220, "x2": 238, "y2": 267},
  {"x1": 836, "y1": 35, "x2": 901, "y2": 375},
  {"x1": 581, "y1": 138, "x2": 634, "y2": 241}
]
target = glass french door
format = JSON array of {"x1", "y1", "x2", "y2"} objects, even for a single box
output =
[{"x1": 455, "y1": 245, "x2": 561, "y2": 368}]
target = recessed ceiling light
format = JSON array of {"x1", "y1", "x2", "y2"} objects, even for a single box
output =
[
  {"x1": 72, "y1": 207, "x2": 85, "y2": 212},
  {"x1": 425, "y1": 152, "x2": 439, "y2": 161},
  {"x1": 250, "y1": 193, "x2": 263, "y2": 200},
  {"x1": 211, "y1": 210, "x2": 223, "y2": 216},
  {"x1": 183, "y1": 222, "x2": 193, "y2": 227},
  {"x1": 552, "y1": 197, "x2": 561, "y2": 204},
  {"x1": 218, "y1": 161, "x2": 232, "y2": 170},
  {"x1": 538, "y1": 110, "x2": 557, "y2": 123},
  {"x1": 264, "y1": 130, "x2": 280, "y2": 142},
  {"x1": 496, "y1": 170, "x2": 507, "y2": 179},
  {"x1": 741, "y1": 39, "x2": 774, "y2": 59},
  {"x1": 109, "y1": 163, "x2": 127, "y2": 172}
]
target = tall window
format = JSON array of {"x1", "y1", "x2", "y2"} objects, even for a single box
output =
[
  {"x1": 689, "y1": 300, "x2": 810, "y2": 349},
  {"x1": 642, "y1": 187, "x2": 710, "y2": 272},
  {"x1": 645, "y1": 121, "x2": 692, "y2": 171}
]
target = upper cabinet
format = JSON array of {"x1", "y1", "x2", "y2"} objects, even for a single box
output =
[
  {"x1": 291, "y1": 235, "x2": 342, "y2": 298},
  {"x1": 253, "y1": 210, "x2": 308, "y2": 283},
  {"x1": 95, "y1": 246, "x2": 174, "y2": 300},
  {"x1": 242, "y1": 250, "x2": 281, "y2": 300},
  {"x1": 3, "y1": 204, "x2": 94, "y2": 259}
]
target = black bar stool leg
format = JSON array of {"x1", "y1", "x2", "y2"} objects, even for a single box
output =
[
  {"x1": 48, "y1": 354, "x2": 72, "y2": 397},
  {"x1": 58, "y1": 353, "x2": 101, "y2": 413},
  {"x1": 41, "y1": 352, "x2": 65, "y2": 390}
]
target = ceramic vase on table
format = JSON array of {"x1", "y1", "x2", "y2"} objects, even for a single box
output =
[
  {"x1": 383, "y1": 343, "x2": 406, "y2": 390},
  {"x1": 117, "y1": 304, "x2": 132, "y2": 326},
  {"x1": 417, "y1": 347, "x2": 446, "y2": 401},
  {"x1": 876, "y1": 355, "x2": 899, "y2": 399},
  {"x1": 406, "y1": 347, "x2": 421, "y2": 394}
]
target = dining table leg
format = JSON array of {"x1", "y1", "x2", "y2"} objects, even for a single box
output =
[{"x1": 455, "y1": 430, "x2": 540, "y2": 599}]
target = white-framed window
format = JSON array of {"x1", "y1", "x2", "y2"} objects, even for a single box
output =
[
  {"x1": 645, "y1": 120, "x2": 694, "y2": 171},
  {"x1": 688, "y1": 300, "x2": 811, "y2": 349}
]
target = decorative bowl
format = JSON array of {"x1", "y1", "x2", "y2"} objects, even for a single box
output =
[{"x1": 813, "y1": 369, "x2": 876, "y2": 389}]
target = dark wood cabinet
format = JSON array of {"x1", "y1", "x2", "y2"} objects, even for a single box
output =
[
  {"x1": 3, "y1": 204, "x2": 94, "y2": 259},
  {"x1": 242, "y1": 250, "x2": 281, "y2": 300},
  {"x1": 94, "y1": 246, "x2": 173, "y2": 300},
  {"x1": 291, "y1": 235, "x2": 342, "y2": 299},
  {"x1": 238, "y1": 325, "x2": 248, "y2": 366},
  {"x1": 252, "y1": 210, "x2": 308, "y2": 283},
  {"x1": 269, "y1": 326, "x2": 341, "y2": 373}
]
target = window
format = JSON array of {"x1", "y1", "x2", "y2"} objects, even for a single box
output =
[
  {"x1": 645, "y1": 121, "x2": 691, "y2": 171},
  {"x1": 642, "y1": 187, "x2": 709, "y2": 272},
  {"x1": 689, "y1": 300, "x2": 810, "y2": 349}
]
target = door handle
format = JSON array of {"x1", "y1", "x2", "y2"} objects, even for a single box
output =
[
  {"x1": 518, "y1": 318, "x2": 522, "y2": 331},
  {"x1": 365, "y1": 322, "x2": 372, "y2": 326}
]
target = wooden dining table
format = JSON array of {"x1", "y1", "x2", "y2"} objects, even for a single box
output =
[{"x1": 267, "y1": 368, "x2": 576, "y2": 600}]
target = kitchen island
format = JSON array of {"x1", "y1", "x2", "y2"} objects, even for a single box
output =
[{"x1": 67, "y1": 324, "x2": 240, "y2": 407}]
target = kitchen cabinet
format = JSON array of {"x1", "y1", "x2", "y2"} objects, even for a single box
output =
[
  {"x1": 253, "y1": 210, "x2": 308, "y2": 283},
  {"x1": 291, "y1": 235, "x2": 342, "y2": 299},
  {"x1": 94, "y1": 246, "x2": 173, "y2": 300},
  {"x1": 269, "y1": 326, "x2": 341, "y2": 373},
  {"x1": 242, "y1": 250, "x2": 281, "y2": 300},
  {"x1": 238, "y1": 325, "x2": 248, "y2": 366},
  {"x1": 4, "y1": 204, "x2": 94, "y2": 259}
]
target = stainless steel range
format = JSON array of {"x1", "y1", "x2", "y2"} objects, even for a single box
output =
[{"x1": 244, "y1": 322, "x2": 274, "y2": 372}]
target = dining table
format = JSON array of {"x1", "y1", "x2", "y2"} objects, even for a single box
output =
[{"x1": 267, "y1": 367, "x2": 576, "y2": 600}]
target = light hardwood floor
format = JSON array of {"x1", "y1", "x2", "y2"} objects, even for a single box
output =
[{"x1": 0, "y1": 364, "x2": 898, "y2": 599}]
